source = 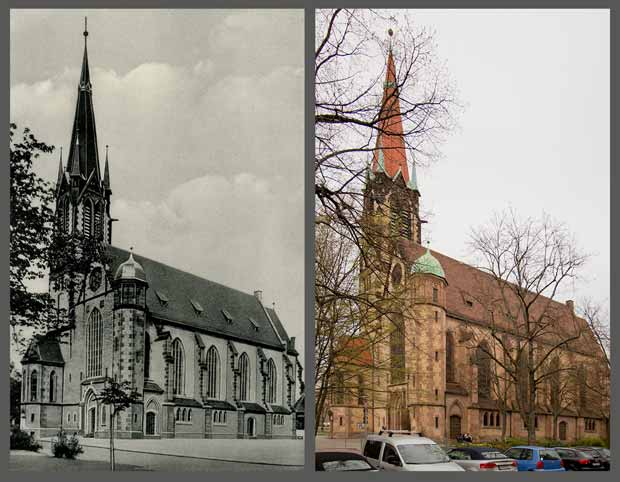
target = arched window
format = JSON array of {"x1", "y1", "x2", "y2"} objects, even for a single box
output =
[
  {"x1": 30, "y1": 370, "x2": 38, "y2": 401},
  {"x1": 333, "y1": 371, "x2": 345, "y2": 404},
  {"x1": 205, "y1": 346, "x2": 219, "y2": 399},
  {"x1": 496, "y1": 413, "x2": 500, "y2": 427},
  {"x1": 483, "y1": 412, "x2": 488, "y2": 426},
  {"x1": 476, "y1": 342, "x2": 491, "y2": 400},
  {"x1": 182, "y1": 408, "x2": 186, "y2": 421},
  {"x1": 86, "y1": 309, "x2": 103, "y2": 378},
  {"x1": 144, "y1": 332, "x2": 151, "y2": 380},
  {"x1": 172, "y1": 338, "x2": 185, "y2": 395},
  {"x1": 446, "y1": 332, "x2": 456, "y2": 383},
  {"x1": 176, "y1": 408, "x2": 180, "y2": 421},
  {"x1": 390, "y1": 313, "x2": 405, "y2": 384},
  {"x1": 188, "y1": 409, "x2": 192, "y2": 421},
  {"x1": 266, "y1": 358, "x2": 277, "y2": 404},
  {"x1": 83, "y1": 199, "x2": 93, "y2": 237},
  {"x1": 238, "y1": 353, "x2": 250, "y2": 400},
  {"x1": 49, "y1": 371, "x2": 57, "y2": 402}
]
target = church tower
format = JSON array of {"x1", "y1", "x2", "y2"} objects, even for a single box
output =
[{"x1": 55, "y1": 19, "x2": 112, "y2": 244}]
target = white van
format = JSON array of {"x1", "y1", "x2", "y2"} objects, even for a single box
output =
[{"x1": 362, "y1": 433, "x2": 465, "y2": 471}]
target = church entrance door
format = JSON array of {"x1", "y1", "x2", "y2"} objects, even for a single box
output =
[
  {"x1": 246, "y1": 417, "x2": 255, "y2": 438},
  {"x1": 146, "y1": 412, "x2": 156, "y2": 435},
  {"x1": 88, "y1": 407, "x2": 96, "y2": 437},
  {"x1": 449, "y1": 415, "x2": 462, "y2": 440}
]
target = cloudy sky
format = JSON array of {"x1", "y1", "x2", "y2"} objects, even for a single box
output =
[
  {"x1": 10, "y1": 9, "x2": 305, "y2": 360},
  {"x1": 371, "y1": 9, "x2": 610, "y2": 311}
]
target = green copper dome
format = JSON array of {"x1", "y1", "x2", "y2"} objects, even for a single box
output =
[{"x1": 411, "y1": 248, "x2": 446, "y2": 279}]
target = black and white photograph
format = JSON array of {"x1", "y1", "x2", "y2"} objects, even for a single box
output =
[{"x1": 9, "y1": 9, "x2": 304, "y2": 471}]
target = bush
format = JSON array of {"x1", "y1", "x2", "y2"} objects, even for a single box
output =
[
  {"x1": 574, "y1": 436, "x2": 608, "y2": 448},
  {"x1": 51, "y1": 431, "x2": 84, "y2": 459},
  {"x1": 10, "y1": 428, "x2": 42, "y2": 452}
]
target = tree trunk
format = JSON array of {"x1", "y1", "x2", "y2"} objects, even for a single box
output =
[
  {"x1": 110, "y1": 411, "x2": 115, "y2": 471},
  {"x1": 552, "y1": 414, "x2": 558, "y2": 440}
]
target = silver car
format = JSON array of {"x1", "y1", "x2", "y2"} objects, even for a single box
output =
[{"x1": 447, "y1": 446, "x2": 518, "y2": 471}]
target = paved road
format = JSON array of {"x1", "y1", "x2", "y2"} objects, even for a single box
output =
[{"x1": 10, "y1": 440, "x2": 303, "y2": 472}]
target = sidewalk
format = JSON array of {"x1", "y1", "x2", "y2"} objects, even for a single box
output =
[{"x1": 40, "y1": 436, "x2": 304, "y2": 466}]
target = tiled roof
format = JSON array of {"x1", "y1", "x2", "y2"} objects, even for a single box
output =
[
  {"x1": 205, "y1": 400, "x2": 237, "y2": 411},
  {"x1": 399, "y1": 241, "x2": 600, "y2": 354},
  {"x1": 172, "y1": 397, "x2": 203, "y2": 408},
  {"x1": 270, "y1": 404, "x2": 292, "y2": 414},
  {"x1": 239, "y1": 402, "x2": 266, "y2": 413},
  {"x1": 21, "y1": 335, "x2": 64, "y2": 366},
  {"x1": 107, "y1": 246, "x2": 288, "y2": 351},
  {"x1": 144, "y1": 380, "x2": 164, "y2": 393}
]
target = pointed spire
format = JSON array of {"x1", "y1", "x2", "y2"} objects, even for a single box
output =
[
  {"x1": 66, "y1": 18, "x2": 101, "y2": 186},
  {"x1": 56, "y1": 147, "x2": 64, "y2": 185},
  {"x1": 369, "y1": 29, "x2": 411, "y2": 185},
  {"x1": 103, "y1": 145, "x2": 111, "y2": 190}
]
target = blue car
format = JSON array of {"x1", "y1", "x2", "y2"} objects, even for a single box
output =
[{"x1": 503, "y1": 446, "x2": 565, "y2": 471}]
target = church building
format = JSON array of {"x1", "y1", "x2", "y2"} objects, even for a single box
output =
[
  {"x1": 20, "y1": 24, "x2": 303, "y2": 440},
  {"x1": 325, "y1": 39, "x2": 608, "y2": 444}
]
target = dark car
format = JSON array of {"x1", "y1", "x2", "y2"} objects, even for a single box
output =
[
  {"x1": 574, "y1": 447, "x2": 610, "y2": 471},
  {"x1": 315, "y1": 451, "x2": 378, "y2": 472},
  {"x1": 554, "y1": 447, "x2": 605, "y2": 471}
]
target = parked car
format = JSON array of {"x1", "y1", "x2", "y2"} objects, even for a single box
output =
[
  {"x1": 362, "y1": 433, "x2": 465, "y2": 471},
  {"x1": 503, "y1": 446, "x2": 565, "y2": 471},
  {"x1": 446, "y1": 446, "x2": 518, "y2": 471},
  {"x1": 553, "y1": 447, "x2": 606, "y2": 471},
  {"x1": 315, "y1": 451, "x2": 378, "y2": 472},
  {"x1": 574, "y1": 447, "x2": 610, "y2": 471}
]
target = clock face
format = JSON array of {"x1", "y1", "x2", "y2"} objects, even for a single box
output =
[{"x1": 89, "y1": 267, "x2": 102, "y2": 292}]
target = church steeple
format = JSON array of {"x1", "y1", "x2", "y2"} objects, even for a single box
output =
[
  {"x1": 65, "y1": 17, "x2": 101, "y2": 187},
  {"x1": 369, "y1": 29, "x2": 414, "y2": 189},
  {"x1": 364, "y1": 30, "x2": 423, "y2": 245}
]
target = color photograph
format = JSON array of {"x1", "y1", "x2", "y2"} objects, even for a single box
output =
[{"x1": 314, "y1": 8, "x2": 610, "y2": 472}]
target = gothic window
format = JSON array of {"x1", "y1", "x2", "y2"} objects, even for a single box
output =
[
  {"x1": 49, "y1": 371, "x2": 57, "y2": 403},
  {"x1": 176, "y1": 408, "x2": 180, "y2": 421},
  {"x1": 238, "y1": 353, "x2": 250, "y2": 401},
  {"x1": 432, "y1": 287, "x2": 439, "y2": 303},
  {"x1": 86, "y1": 308, "x2": 103, "y2": 378},
  {"x1": 205, "y1": 346, "x2": 220, "y2": 399},
  {"x1": 144, "y1": 332, "x2": 151, "y2": 379},
  {"x1": 390, "y1": 314, "x2": 405, "y2": 384},
  {"x1": 333, "y1": 371, "x2": 345, "y2": 404},
  {"x1": 483, "y1": 412, "x2": 488, "y2": 426},
  {"x1": 172, "y1": 338, "x2": 185, "y2": 395},
  {"x1": 357, "y1": 374, "x2": 366, "y2": 406},
  {"x1": 30, "y1": 370, "x2": 38, "y2": 402},
  {"x1": 188, "y1": 409, "x2": 192, "y2": 422},
  {"x1": 266, "y1": 358, "x2": 277, "y2": 404},
  {"x1": 182, "y1": 408, "x2": 186, "y2": 421},
  {"x1": 83, "y1": 199, "x2": 93, "y2": 237},
  {"x1": 62, "y1": 199, "x2": 70, "y2": 232},
  {"x1": 446, "y1": 332, "x2": 456, "y2": 383},
  {"x1": 578, "y1": 366, "x2": 587, "y2": 409},
  {"x1": 476, "y1": 342, "x2": 491, "y2": 400},
  {"x1": 400, "y1": 207, "x2": 411, "y2": 239},
  {"x1": 496, "y1": 413, "x2": 500, "y2": 426},
  {"x1": 549, "y1": 356, "x2": 560, "y2": 409},
  {"x1": 391, "y1": 264, "x2": 402, "y2": 287}
]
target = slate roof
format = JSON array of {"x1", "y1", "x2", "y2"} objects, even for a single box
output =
[
  {"x1": 144, "y1": 380, "x2": 164, "y2": 394},
  {"x1": 107, "y1": 246, "x2": 289, "y2": 351},
  {"x1": 293, "y1": 393, "x2": 305, "y2": 414},
  {"x1": 205, "y1": 400, "x2": 237, "y2": 411},
  {"x1": 21, "y1": 334, "x2": 64, "y2": 366},
  {"x1": 172, "y1": 397, "x2": 203, "y2": 408},
  {"x1": 239, "y1": 402, "x2": 266, "y2": 413},
  {"x1": 270, "y1": 404, "x2": 292, "y2": 414},
  {"x1": 267, "y1": 307, "x2": 299, "y2": 356}
]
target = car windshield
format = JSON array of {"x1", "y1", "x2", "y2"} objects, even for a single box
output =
[
  {"x1": 321, "y1": 459, "x2": 373, "y2": 472},
  {"x1": 397, "y1": 444, "x2": 451, "y2": 464},
  {"x1": 480, "y1": 451, "x2": 508, "y2": 460}
]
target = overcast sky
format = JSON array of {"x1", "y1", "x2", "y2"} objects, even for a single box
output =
[
  {"x1": 10, "y1": 9, "x2": 305, "y2": 362},
  {"x1": 373, "y1": 9, "x2": 610, "y2": 312}
]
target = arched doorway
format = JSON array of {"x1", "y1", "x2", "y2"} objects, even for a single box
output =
[
  {"x1": 559, "y1": 421, "x2": 567, "y2": 441},
  {"x1": 246, "y1": 417, "x2": 256, "y2": 438},
  {"x1": 84, "y1": 390, "x2": 98, "y2": 437},
  {"x1": 450, "y1": 415, "x2": 462, "y2": 440},
  {"x1": 387, "y1": 391, "x2": 409, "y2": 431},
  {"x1": 146, "y1": 412, "x2": 156, "y2": 435}
]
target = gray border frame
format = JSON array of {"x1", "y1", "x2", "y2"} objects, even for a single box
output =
[{"x1": 3, "y1": 0, "x2": 618, "y2": 481}]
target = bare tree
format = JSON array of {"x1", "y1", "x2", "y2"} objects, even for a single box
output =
[
  {"x1": 314, "y1": 9, "x2": 457, "y2": 437},
  {"x1": 463, "y1": 209, "x2": 589, "y2": 444}
]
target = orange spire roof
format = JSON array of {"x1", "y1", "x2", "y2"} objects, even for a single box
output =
[{"x1": 370, "y1": 44, "x2": 410, "y2": 184}]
